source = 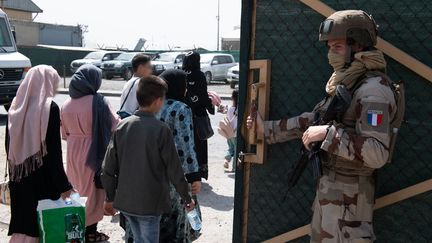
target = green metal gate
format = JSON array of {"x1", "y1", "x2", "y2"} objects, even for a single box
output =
[{"x1": 234, "y1": 0, "x2": 432, "y2": 242}]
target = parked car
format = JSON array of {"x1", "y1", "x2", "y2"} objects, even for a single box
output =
[
  {"x1": 227, "y1": 64, "x2": 239, "y2": 89},
  {"x1": 151, "y1": 52, "x2": 186, "y2": 75},
  {"x1": 101, "y1": 52, "x2": 157, "y2": 80},
  {"x1": 70, "y1": 51, "x2": 123, "y2": 73},
  {"x1": 200, "y1": 53, "x2": 237, "y2": 84},
  {"x1": 0, "y1": 9, "x2": 31, "y2": 110}
]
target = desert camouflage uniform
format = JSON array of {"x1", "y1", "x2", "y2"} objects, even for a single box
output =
[{"x1": 264, "y1": 75, "x2": 396, "y2": 242}]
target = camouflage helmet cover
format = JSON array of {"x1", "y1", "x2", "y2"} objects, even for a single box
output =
[{"x1": 319, "y1": 10, "x2": 378, "y2": 47}]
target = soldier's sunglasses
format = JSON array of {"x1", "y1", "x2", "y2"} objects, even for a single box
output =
[{"x1": 319, "y1": 19, "x2": 334, "y2": 34}]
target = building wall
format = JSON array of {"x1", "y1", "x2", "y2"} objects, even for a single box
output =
[
  {"x1": 1, "y1": 8, "x2": 32, "y2": 21},
  {"x1": 10, "y1": 20, "x2": 82, "y2": 47},
  {"x1": 10, "y1": 20, "x2": 39, "y2": 46},
  {"x1": 222, "y1": 38, "x2": 240, "y2": 51},
  {"x1": 39, "y1": 24, "x2": 82, "y2": 46}
]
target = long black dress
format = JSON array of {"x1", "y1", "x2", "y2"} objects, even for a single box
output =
[
  {"x1": 185, "y1": 70, "x2": 214, "y2": 180},
  {"x1": 183, "y1": 52, "x2": 215, "y2": 180},
  {"x1": 6, "y1": 102, "x2": 72, "y2": 237}
]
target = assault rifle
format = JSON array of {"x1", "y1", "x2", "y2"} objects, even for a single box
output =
[{"x1": 287, "y1": 85, "x2": 352, "y2": 189}]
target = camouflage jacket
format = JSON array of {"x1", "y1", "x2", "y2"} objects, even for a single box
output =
[{"x1": 264, "y1": 75, "x2": 396, "y2": 176}]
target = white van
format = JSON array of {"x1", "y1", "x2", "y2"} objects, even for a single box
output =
[{"x1": 0, "y1": 10, "x2": 31, "y2": 109}]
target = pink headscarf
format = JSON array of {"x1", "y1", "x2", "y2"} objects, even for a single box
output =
[{"x1": 7, "y1": 65, "x2": 60, "y2": 181}]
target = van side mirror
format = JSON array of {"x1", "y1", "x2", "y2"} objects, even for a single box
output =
[
  {"x1": 102, "y1": 56, "x2": 110, "y2": 61},
  {"x1": 11, "y1": 29, "x2": 16, "y2": 43},
  {"x1": 212, "y1": 60, "x2": 218, "y2": 65}
]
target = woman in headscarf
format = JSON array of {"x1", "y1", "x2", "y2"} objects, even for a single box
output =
[
  {"x1": 61, "y1": 64, "x2": 119, "y2": 242},
  {"x1": 6, "y1": 65, "x2": 73, "y2": 243},
  {"x1": 182, "y1": 51, "x2": 215, "y2": 180},
  {"x1": 158, "y1": 69, "x2": 201, "y2": 242}
]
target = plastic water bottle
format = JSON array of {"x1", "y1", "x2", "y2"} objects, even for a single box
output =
[
  {"x1": 64, "y1": 192, "x2": 80, "y2": 205},
  {"x1": 70, "y1": 192, "x2": 80, "y2": 201},
  {"x1": 187, "y1": 209, "x2": 202, "y2": 231}
]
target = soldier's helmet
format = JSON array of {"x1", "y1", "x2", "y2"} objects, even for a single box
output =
[{"x1": 319, "y1": 10, "x2": 378, "y2": 48}]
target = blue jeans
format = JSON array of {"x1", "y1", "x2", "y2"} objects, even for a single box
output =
[{"x1": 122, "y1": 213, "x2": 161, "y2": 243}]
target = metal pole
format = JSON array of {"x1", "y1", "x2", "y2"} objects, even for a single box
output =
[
  {"x1": 217, "y1": 0, "x2": 220, "y2": 51},
  {"x1": 63, "y1": 65, "x2": 66, "y2": 88}
]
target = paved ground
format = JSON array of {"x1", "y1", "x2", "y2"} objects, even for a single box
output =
[
  {"x1": 60, "y1": 77, "x2": 236, "y2": 96},
  {"x1": 0, "y1": 94, "x2": 235, "y2": 243}
]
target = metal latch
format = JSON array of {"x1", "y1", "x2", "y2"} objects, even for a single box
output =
[{"x1": 238, "y1": 151, "x2": 256, "y2": 164}]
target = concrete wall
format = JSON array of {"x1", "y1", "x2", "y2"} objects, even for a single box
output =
[
  {"x1": 9, "y1": 20, "x2": 82, "y2": 47},
  {"x1": 39, "y1": 23, "x2": 82, "y2": 46},
  {"x1": 10, "y1": 20, "x2": 39, "y2": 46}
]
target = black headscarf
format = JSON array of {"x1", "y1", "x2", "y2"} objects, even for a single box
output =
[
  {"x1": 159, "y1": 69, "x2": 187, "y2": 102},
  {"x1": 182, "y1": 51, "x2": 201, "y2": 72},
  {"x1": 69, "y1": 64, "x2": 112, "y2": 172}
]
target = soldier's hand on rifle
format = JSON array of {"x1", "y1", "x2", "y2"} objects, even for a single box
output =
[
  {"x1": 302, "y1": 125, "x2": 329, "y2": 150},
  {"x1": 246, "y1": 113, "x2": 264, "y2": 134}
]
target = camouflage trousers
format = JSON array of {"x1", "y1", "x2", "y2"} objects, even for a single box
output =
[{"x1": 310, "y1": 171, "x2": 376, "y2": 243}]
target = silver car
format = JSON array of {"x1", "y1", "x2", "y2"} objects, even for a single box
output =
[
  {"x1": 70, "y1": 51, "x2": 124, "y2": 73},
  {"x1": 200, "y1": 53, "x2": 237, "y2": 84},
  {"x1": 152, "y1": 52, "x2": 186, "y2": 75}
]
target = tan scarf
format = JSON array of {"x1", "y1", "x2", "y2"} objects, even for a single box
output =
[
  {"x1": 326, "y1": 50, "x2": 387, "y2": 95},
  {"x1": 7, "y1": 65, "x2": 60, "y2": 181}
]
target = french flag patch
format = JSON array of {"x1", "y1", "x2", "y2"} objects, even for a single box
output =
[{"x1": 367, "y1": 110, "x2": 383, "y2": 126}]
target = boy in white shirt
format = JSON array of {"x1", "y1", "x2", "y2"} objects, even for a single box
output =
[{"x1": 119, "y1": 54, "x2": 153, "y2": 117}]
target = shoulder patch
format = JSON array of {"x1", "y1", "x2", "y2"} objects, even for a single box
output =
[
  {"x1": 360, "y1": 100, "x2": 389, "y2": 133},
  {"x1": 367, "y1": 110, "x2": 383, "y2": 126}
]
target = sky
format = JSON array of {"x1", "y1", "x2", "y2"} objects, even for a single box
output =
[{"x1": 32, "y1": 0, "x2": 242, "y2": 51}]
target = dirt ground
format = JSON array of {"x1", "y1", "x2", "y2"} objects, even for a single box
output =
[{"x1": 0, "y1": 97, "x2": 235, "y2": 243}]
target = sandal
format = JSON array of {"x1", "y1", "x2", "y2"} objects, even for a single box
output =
[{"x1": 86, "y1": 232, "x2": 110, "y2": 242}]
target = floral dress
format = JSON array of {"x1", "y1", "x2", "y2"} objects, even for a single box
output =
[{"x1": 158, "y1": 99, "x2": 201, "y2": 243}]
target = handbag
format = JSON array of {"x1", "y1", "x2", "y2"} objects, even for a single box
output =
[
  {"x1": 0, "y1": 160, "x2": 10, "y2": 205},
  {"x1": 117, "y1": 78, "x2": 138, "y2": 119},
  {"x1": 194, "y1": 115, "x2": 214, "y2": 140}
]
